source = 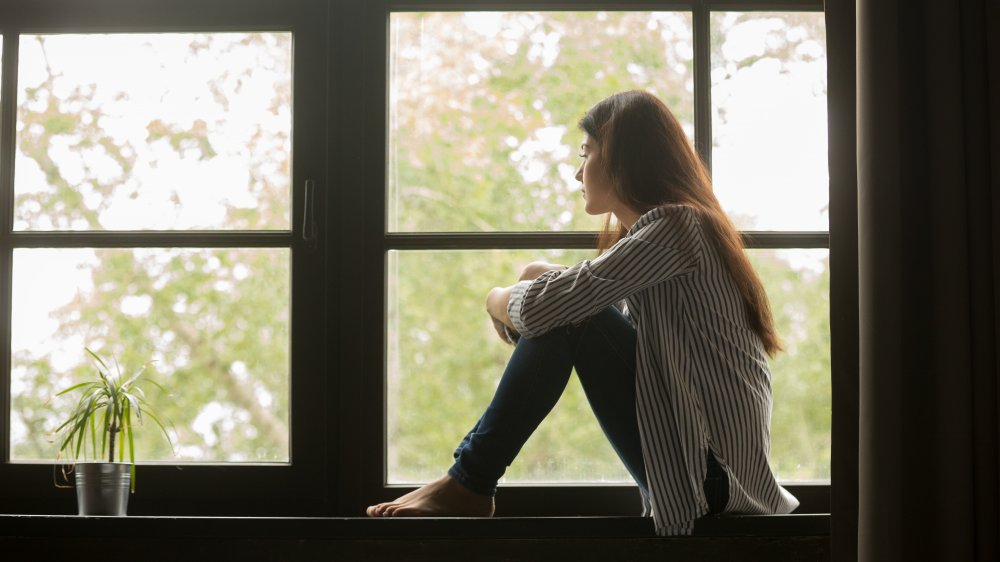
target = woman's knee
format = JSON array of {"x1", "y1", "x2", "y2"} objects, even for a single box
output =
[{"x1": 570, "y1": 308, "x2": 637, "y2": 365}]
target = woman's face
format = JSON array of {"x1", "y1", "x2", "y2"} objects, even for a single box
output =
[{"x1": 575, "y1": 135, "x2": 620, "y2": 216}]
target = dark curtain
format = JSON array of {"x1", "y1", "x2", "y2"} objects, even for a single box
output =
[{"x1": 855, "y1": 0, "x2": 1000, "y2": 560}]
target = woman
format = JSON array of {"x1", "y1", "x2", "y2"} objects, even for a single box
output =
[{"x1": 367, "y1": 90, "x2": 799, "y2": 535}]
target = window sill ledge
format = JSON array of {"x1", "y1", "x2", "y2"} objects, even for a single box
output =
[
  {"x1": 0, "y1": 512, "x2": 828, "y2": 538},
  {"x1": 0, "y1": 514, "x2": 830, "y2": 561}
]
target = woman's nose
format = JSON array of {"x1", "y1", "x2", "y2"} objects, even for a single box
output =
[{"x1": 574, "y1": 165, "x2": 583, "y2": 182}]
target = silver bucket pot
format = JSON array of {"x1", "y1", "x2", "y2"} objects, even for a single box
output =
[{"x1": 75, "y1": 463, "x2": 131, "y2": 516}]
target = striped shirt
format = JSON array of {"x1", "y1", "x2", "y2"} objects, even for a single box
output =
[{"x1": 507, "y1": 204, "x2": 799, "y2": 536}]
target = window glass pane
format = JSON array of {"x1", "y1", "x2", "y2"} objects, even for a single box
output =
[
  {"x1": 389, "y1": 12, "x2": 694, "y2": 233},
  {"x1": 750, "y1": 248, "x2": 830, "y2": 482},
  {"x1": 711, "y1": 13, "x2": 828, "y2": 231},
  {"x1": 10, "y1": 248, "x2": 290, "y2": 463},
  {"x1": 387, "y1": 249, "x2": 631, "y2": 483},
  {"x1": 388, "y1": 248, "x2": 830, "y2": 484},
  {"x1": 14, "y1": 33, "x2": 291, "y2": 231}
]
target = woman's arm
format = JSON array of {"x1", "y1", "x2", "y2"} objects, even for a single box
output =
[
  {"x1": 486, "y1": 262, "x2": 567, "y2": 342},
  {"x1": 508, "y1": 207, "x2": 703, "y2": 339}
]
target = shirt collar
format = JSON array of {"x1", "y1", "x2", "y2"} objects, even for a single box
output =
[{"x1": 626, "y1": 206, "x2": 671, "y2": 237}]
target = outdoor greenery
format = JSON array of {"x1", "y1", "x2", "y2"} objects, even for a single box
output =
[
  {"x1": 9, "y1": 11, "x2": 830, "y2": 486},
  {"x1": 11, "y1": 33, "x2": 292, "y2": 463},
  {"x1": 387, "y1": 11, "x2": 829, "y2": 483}
]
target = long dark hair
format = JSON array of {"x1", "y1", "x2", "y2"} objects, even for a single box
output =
[{"x1": 578, "y1": 90, "x2": 781, "y2": 356}]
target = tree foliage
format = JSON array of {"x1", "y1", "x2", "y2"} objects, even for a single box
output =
[
  {"x1": 12, "y1": 33, "x2": 291, "y2": 462},
  {"x1": 387, "y1": 12, "x2": 830, "y2": 483},
  {"x1": 11, "y1": 13, "x2": 830, "y2": 484}
]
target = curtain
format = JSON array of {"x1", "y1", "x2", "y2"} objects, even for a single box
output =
[{"x1": 856, "y1": 0, "x2": 999, "y2": 560}]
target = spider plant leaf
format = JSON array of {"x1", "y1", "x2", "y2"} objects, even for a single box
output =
[
  {"x1": 121, "y1": 400, "x2": 130, "y2": 462},
  {"x1": 108, "y1": 386, "x2": 120, "y2": 422},
  {"x1": 58, "y1": 431, "x2": 76, "y2": 456},
  {"x1": 143, "y1": 409, "x2": 175, "y2": 455},
  {"x1": 55, "y1": 381, "x2": 96, "y2": 397},
  {"x1": 71, "y1": 393, "x2": 98, "y2": 459},
  {"x1": 89, "y1": 409, "x2": 97, "y2": 460},
  {"x1": 123, "y1": 392, "x2": 143, "y2": 425},
  {"x1": 71, "y1": 390, "x2": 92, "y2": 414},
  {"x1": 84, "y1": 391, "x2": 99, "y2": 414},
  {"x1": 100, "y1": 404, "x2": 110, "y2": 459},
  {"x1": 123, "y1": 401, "x2": 135, "y2": 459},
  {"x1": 85, "y1": 347, "x2": 109, "y2": 372},
  {"x1": 54, "y1": 409, "x2": 82, "y2": 434},
  {"x1": 122, "y1": 363, "x2": 150, "y2": 390},
  {"x1": 107, "y1": 378, "x2": 119, "y2": 403},
  {"x1": 58, "y1": 411, "x2": 84, "y2": 453},
  {"x1": 142, "y1": 378, "x2": 167, "y2": 393},
  {"x1": 73, "y1": 415, "x2": 86, "y2": 460}
]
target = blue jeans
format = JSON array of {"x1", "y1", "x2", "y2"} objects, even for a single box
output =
[{"x1": 447, "y1": 306, "x2": 728, "y2": 515}]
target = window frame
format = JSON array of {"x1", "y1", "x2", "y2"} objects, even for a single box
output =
[
  {"x1": 0, "y1": 0, "x2": 855, "y2": 521},
  {"x1": 348, "y1": 0, "x2": 833, "y2": 517},
  {"x1": 0, "y1": 0, "x2": 330, "y2": 515}
]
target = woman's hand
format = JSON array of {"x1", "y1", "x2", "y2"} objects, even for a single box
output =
[
  {"x1": 485, "y1": 262, "x2": 566, "y2": 345},
  {"x1": 490, "y1": 314, "x2": 518, "y2": 345},
  {"x1": 486, "y1": 286, "x2": 518, "y2": 344},
  {"x1": 486, "y1": 286, "x2": 514, "y2": 327}
]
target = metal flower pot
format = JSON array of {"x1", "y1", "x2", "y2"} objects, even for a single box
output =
[{"x1": 75, "y1": 462, "x2": 130, "y2": 516}]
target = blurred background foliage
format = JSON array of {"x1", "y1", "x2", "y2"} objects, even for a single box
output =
[
  {"x1": 9, "y1": 11, "x2": 829, "y2": 483},
  {"x1": 11, "y1": 33, "x2": 291, "y2": 463},
  {"x1": 387, "y1": 11, "x2": 829, "y2": 483}
]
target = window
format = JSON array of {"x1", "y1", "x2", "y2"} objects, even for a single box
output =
[
  {"x1": 11, "y1": 32, "x2": 292, "y2": 463},
  {"x1": 0, "y1": 0, "x2": 327, "y2": 513},
  {"x1": 710, "y1": 12, "x2": 830, "y2": 483},
  {"x1": 375, "y1": 4, "x2": 829, "y2": 514},
  {"x1": 386, "y1": 10, "x2": 695, "y2": 486},
  {"x1": 0, "y1": 0, "x2": 839, "y2": 519}
]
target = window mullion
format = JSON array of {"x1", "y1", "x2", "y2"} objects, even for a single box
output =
[
  {"x1": 0, "y1": 31, "x2": 19, "y2": 463},
  {"x1": 7, "y1": 231, "x2": 296, "y2": 248},
  {"x1": 693, "y1": 2, "x2": 712, "y2": 172},
  {"x1": 705, "y1": 0, "x2": 822, "y2": 10},
  {"x1": 384, "y1": 232, "x2": 830, "y2": 251},
  {"x1": 0, "y1": 33, "x2": 16, "y2": 238}
]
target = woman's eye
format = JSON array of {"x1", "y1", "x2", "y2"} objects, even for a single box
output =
[{"x1": 578, "y1": 153, "x2": 587, "y2": 158}]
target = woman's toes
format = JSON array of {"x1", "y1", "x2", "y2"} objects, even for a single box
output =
[{"x1": 368, "y1": 503, "x2": 390, "y2": 517}]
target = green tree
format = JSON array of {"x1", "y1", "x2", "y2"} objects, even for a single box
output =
[
  {"x1": 10, "y1": 12, "x2": 830, "y2": 486},
  {"x1": 12, "y1": 33, "x2": 291, "y2": 462},
  {"x1": 387, "y1": 11, "x2": 830, "y2": 484}
]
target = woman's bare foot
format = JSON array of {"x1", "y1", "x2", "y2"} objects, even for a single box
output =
[{"x1": 366, "y1": 475, "x2": 495, "y2": 517}]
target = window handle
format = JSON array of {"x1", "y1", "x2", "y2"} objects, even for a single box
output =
[{"x1": 302, "y1": 179, "x2": 318, "y2": 250}]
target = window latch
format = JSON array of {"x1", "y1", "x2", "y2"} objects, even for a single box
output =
[{"x1": 302, "y1": 179, "x2": 319, "y2": 250}]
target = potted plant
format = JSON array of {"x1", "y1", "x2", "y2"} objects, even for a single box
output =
[{"x1": 53, "y1": 348, "x2": 172, "y2": 516}]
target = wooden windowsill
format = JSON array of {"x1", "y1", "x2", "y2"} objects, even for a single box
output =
[{"x1": 0, "y1": 513, "x2": 829, "y2": 539}]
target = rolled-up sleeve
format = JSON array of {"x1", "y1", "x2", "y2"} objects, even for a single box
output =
[{"x1": 508, "y1": 206, "x2": 703, "y2": 338}]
